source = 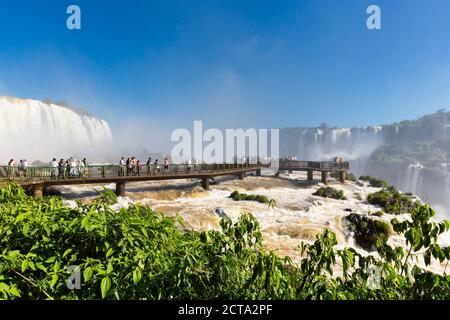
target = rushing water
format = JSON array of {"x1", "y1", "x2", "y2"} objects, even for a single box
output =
[
  {"x1": 397, "y1": 163, "x2": 424, "y2": 195},
  {"x1": 56, "y1": 172, "x2": 450, "y2": 274},
  {"x1": 0, "y1": 96, "x2": 113, "y2": 163},
  {"x1": 2, "y1": 96, "x2": 450, "y2": 273},
  {"x1": 280, "y1": 121, "x2": 450, "y2": 217}
]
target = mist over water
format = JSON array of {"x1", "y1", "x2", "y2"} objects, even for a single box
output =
[
  {"x1": 280, "y1": 114, "x2": 450, "y2": 218},
  {"x1": 0, "y1": 96, "x2": 113, "y2": 163},
  {"x1": 4, "y1": 95, "x2": 450, "y2": 266},
  {"x1": 281, "y1": 126, "x2": 385, "y2": 161},
  {"x1": 2, "y1": 95, "x2": 450, "y2": 218}
]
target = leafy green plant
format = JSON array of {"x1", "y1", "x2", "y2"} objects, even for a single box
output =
[
  {"x1": 1, "y1": 183, "x2": 450, "y2": 300},
  {"x1": 228, "y1": 190, "x2": 272, "y2": 204},
  {"x1": 345, "y1": 213, "x2": 392, "y2": 251},
  {"x1": 313, "y1": 187, "x2": 346, "y2": 200},
  {"x1": 359, "y1": 175, "x2": 389, "y2": 188},
  {"x1": 367, "y1": 186, "x2": 417, "y2": 214},
  {"x1": 0, "y1": 184, "x2": 294, "y2": 299}
]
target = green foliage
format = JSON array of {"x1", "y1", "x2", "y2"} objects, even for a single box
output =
[
  {"x1": 0, "y1": 184, "x2": 294, "y2": 299},
  {"x1": 367, "y1": 186, "x2": 417, "y2": 214},
  {"x1": 359, "y1": 175, "x2": 389, "y2": 188},
  {"x1": 345, "y1": 213, "x2": 392, "y2": 251},
  {"x1": 371, "y1": 211, "x2": 384, "y2": 217},
  {"x1": 94, "y1": 187, "x2": 118, "y2": 205},
  {"x1": 229, "y1": 190, "x2": 271, "y2": 204},
  {"x1": 1, "y1": 184, "x2": 450, "y2": 300},
  {"x1": 313, "y1": 187, "x2": 346, "y2": 200},
  {"x1": 331, "y1": 171, "x2": 356, "y2": 182}
]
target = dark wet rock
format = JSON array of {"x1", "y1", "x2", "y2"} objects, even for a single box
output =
[
  {"x1": 344, "y1": 213, "x2": 393, "y2": 252},
  {"x1": 214, "y1": 207, "x2": 229, "y2": 219},
  {"x1": 313, "y1": 187, "x2": 346, "y2": 200},
  {"x1": 229, "y1": 190, "x2": 270, "y2": 204}
]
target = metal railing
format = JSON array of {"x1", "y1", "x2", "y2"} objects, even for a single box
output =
[
  {"x1": 0, "y1": 162, "x2": 263, "y2": 182},
  {"x1": 277, "y1": 160, "x2": 350, "y2": 171}
]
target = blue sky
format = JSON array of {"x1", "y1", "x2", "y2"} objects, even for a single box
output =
[{"x1": 1, "y1": 0, "x2": 450, "y2": 131}]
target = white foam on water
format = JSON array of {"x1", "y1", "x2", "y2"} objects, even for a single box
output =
[
  {"x1": 0, "y1": 96, "x2": 112, "y2": 163},
  {"x1": 56, "y1": 172, "x2": 450, "y2": 273}
]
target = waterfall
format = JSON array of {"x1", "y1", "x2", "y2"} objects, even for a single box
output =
[
  {"x1": 281, "y1": 126, "x2": 385, "y2": 160},
  {"x1": 0, "y1": 96, "x2": 113, "y2": 163},
  {"x1": 279, "y1": 111, "x2": 450, "y2": 216},
  {"x1": 398, "y1": 163, "x2": 424, "y2": 195}
]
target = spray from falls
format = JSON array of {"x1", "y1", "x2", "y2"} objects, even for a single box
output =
[
  {"x1": 0, "y1": 96, "x2": 113, "y2": 163},
  {"x1": 400, "y1": 163, "x2": 424, "y2": 195},
  {"x1": 281, "y1": 126, "x2": 385, "y2": 160},
  {"x1": 280, "y1": 114, "x2": 450, "y2": 216}
]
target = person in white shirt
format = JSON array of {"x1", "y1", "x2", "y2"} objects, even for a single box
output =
[
  {"x1": 78, "y1": 159, "x2": 85, "y2": 178},
  {"x1": 50, "y1": 158, "x2": 58, "y2": 179},
  {"x1": 70, "y1": 159, "x2": 78, "y2": 177},
  {"x1": 119, "y1": 157, "x2": 126, "y2": 176}
]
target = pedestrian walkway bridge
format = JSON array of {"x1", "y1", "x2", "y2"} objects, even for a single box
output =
[
  {"x1": 277, "y1": 159, "x2": 349, "y2": 184},
  {"x1": 0, "y1": 160, "x2": 349, "y2": 197}
]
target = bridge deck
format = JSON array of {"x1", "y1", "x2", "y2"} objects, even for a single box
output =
[
  {"x1": 0, "y1": 163, "x2": 264, "y2": 196},
  {"x1": 0, "y1": 160, "x2": 350, "y2": 196},
  {"x1": 277, "y1": 160, "x2": 349, "y2": 172},
  {"x1": 17, "y1": 166, "x2": 262, "y2": 187}
]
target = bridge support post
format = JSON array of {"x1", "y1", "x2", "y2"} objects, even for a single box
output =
[
  {"x1": 238, "y1": 172, "x2": 245, "y2": 180},
  {"x1": 115, "y1": 181, "x2": 126, "y2": 197},
  {"x1": 321, "y1": 171, "x2": 329, "y2": 185},
  {"x1": 255, "y1": 169, "x2": 261, "y2": 176},
  {"x1": 339, "y1": 171, "x2": 346, "y2": 183},
  {"x1": 307, "y1": 170, "x2": 313, "y2": 181},
  {"x1": 32, "y1": 184, "x2": 43, "y2": 198},
  {"x1": 201, "y1": 177, "x2": 209, "y2": 190}
]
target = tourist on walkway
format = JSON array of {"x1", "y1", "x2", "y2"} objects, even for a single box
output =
[
  {"x1": 164, "y1": 157, "x2": 169, "y2": 174},
  {"x1": 126, "y1": 157, "x2": 132, "y2": 176},
  {"x1": 146, "y1": 157, "x2": 152, "y2": 174},
  {"x1": 18, "y1": 160, "x2": 25, "y2": 179},
  {"x1": 193, "y1": 158, "x2": 198, "y2": 171},
  {"x1": 154, "y1": 159, "x2": 160, "y2": 174},
  {"x1": 22, "y1": 159, "x2": 29, "y2": 179},
  {"x1": 136, "y1": 159, "x2": 141, "y2": 176},
  {"x1": 119, "y1": 157, "x2": 125, "y2": 176},
  {"x1": 82, "y1": 158, "x2": 88, "y2": 177},
  {"x1": 78, "y1": 159, "x2": 86, "y2": 178},
  {"x1": 70, "y1": 158, "x2": 78, "y2": 177},
  {"x1": 58, "y1": 159, "x2": 65, "y2": 179},
  {"x1": 131, "y1": 157, "x2": 137, "y2": 176},
  {"x1": 7, "y1": 159, "x2": 16, "y2": 180},
  {"x1": 65, "y1": 159, "x2": 71, "y2": 179},
  {"x1": 50, "y1": 158, "x2": 58, "y2": 179}
]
